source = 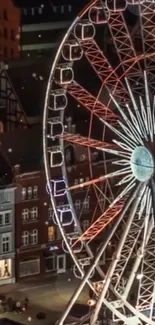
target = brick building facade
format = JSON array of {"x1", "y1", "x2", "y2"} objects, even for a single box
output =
[{"x1": 0, "y1": 0, "x2": 20, "y2": 60}]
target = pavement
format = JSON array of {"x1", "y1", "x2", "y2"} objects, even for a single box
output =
[{"x1": 0, "y1": 271, "x2": 89, "y2": 325}]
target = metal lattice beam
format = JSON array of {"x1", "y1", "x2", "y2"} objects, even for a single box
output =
[
  {"x1": 112, "y1": 213, "x2": 144, "y2": 293},
  {"x1": 72, "y1": 198, "x2": 124, "y2": 245},
  {"x1": 107, "y1": 10, "x2": 144, "y2": 97},
  {"x1": 64, "y1": 81, "x2": 119, "y2": 123},
  {"x1": 80, "y1": 39, "x2": 129, "y2": 106},
  {"x1": 136, "y1": 228, "x2": 155, "y2": 318},
  {"x1": 139, "y1": 2, "x2": 155, "y2": 69},
  {"x1": 112, "y1": 189, "x2": 149, "y2": 293},
  {"x1": 138, "y1": 2, "x2": 155, "y2": 94},
  {"x1": 60, "y1": 132, "x2": 118, "y2": 150}
]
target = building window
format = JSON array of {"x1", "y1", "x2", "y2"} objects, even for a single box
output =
[
  {"x1": 4, "y1": 28, "x2": 8, "y2": 39},
  {"x1": 31, "y1": 7, "x2": 35, "y2": 15},
  {"x1": 0, "y1": 211, "x2": 11, "y2": 226},
  {"x1": 3, "y1": 9, "x2": 8, "y2": 20},
  {"x1": 22, "y1": 209, "x2": 29, "y2": 222},
  {"x1": 22, "y1": 231, "x2": 29, "y2": 246},
  {"x1": 31, "y1": 229, "x2": 38, "y2": 245},
  {"x1": 11, "y1": 48, "x2": 14, "y2": 57},
  {"x1": 2, "y1": 233, "x2": 11, "y2": 253},
  {"x1": 23, "y1": 8, "x2": 27, "y2": 15},
  {"x1": 48, "y1": 207, "x2": 53, "y2": 219},
  {"x1": 4, "y1": 212, "x2": 11, "y2": 225},
  {"x1": 33, "y1": 186, "x2": 38, "y2": 198},
  {"x1": 19, "y1": 258, "x2": 40, "y2": 277},
  {"x1": 22, "y1": 188, "x2": 26, "y2": 200},
  {"x1": 83, "y1": 197, "x2": 90, "y2": 211},
  {"x1": 3, "y1": 191, "x2": 11, "y2": 203},
  {"x1": 38, "y1": 7, "x2": 43, "y2": 14},
  {"x1": 99, "y1": 197, "x2": 105, "y2": 211},
  {"x1": 82, "y1": 220, "x2": 89, "y2": 231},
  {"x1": 75, "y1": 200, "x2": 81, "y2": 211},
  {"x1": 45, "y1": 256, "x2": 56, "y2": 273},
  {"x1": 48, "y1": 226, "x2": 55, "y2": 242},
  {"x1": 30, "y1": 207, "x2": 38, "y2": 220},
  {"x1": 27, "y1": 187, "x2": 32, "y2": 199},
  {"x1": 4, "y1": 47, "x2": 8, "y2": 58},
  {"x1": 10, "y1": 29, "x2": 15, "y2": 41}
]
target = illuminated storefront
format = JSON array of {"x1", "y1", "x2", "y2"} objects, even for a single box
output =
[
  {"x1": 0, "y1": 255, "x2": 15, "y2": 285},
  {"x1": 0, "y1": 187, "x2": 16, "y2": 285},
  {"x1": 45, "y1": 242, "x2": 66, "y2": 274}
]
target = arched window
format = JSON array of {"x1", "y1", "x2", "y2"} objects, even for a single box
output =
[{"x1": 31, "y1": 229, "x2": 38, "y2": 245}]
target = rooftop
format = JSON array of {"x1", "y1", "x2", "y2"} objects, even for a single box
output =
[
  {"x1": 0, "y1": 124, "x2": 43, "y2": 173},
  {"x1": 7, "y1": 56, "x2": 54, "y2": 117},
  {"x1": 13, "y1": 0, "x2": 86, "y2": 24}
]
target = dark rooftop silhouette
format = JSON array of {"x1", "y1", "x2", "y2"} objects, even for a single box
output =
[{"x1": 0, "y1": 124, "x2": 43, "y2": 173}]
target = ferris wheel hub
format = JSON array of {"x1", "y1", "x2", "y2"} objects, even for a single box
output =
[{"x1": 130, "y1": 146, "x2": 154, "y2": 182}]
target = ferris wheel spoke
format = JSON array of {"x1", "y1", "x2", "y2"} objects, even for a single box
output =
[
  {"x1": 80, "y1": 38, "x2": 129, "y2": 106},
  {"x1": 136, "y1": 226, "x2": 155, "y2": 318},
  {"x1": 110, "y1": 93, "x2": 143, "y2": 144},
  {"x1": 71, "y1": 179, "x2": 136, "y2": 247},
  {"x1": 65, "y1": 166, "x2": 132, "y2": 192},
  {"x1": 125, "y1": 77, "x2": 148, "y2": 140},
  {"x1": 122, "y1": 219, "x2": 154, "y2": 304},
  {"x1": 113, "y1": 187, "x2": 150, "y2": 298},
  {"x1": 112, "y1": 186, "x2": 148, "y2": 293},
  {"x1": 100, "y1": 118, "x2": 137, "y2": 149},
  {"x1": 89, "y1": 182, "x2": 145, "y2": 325},
  {"x1": 138, "y1": 3, "x2": 155, "y2": 73},
  {"x1": 144, "y1": 71, "x2": 154, "y2": 141},
  {"x1": 63, "y1": 81, "x2": 118, "y2": 123}
]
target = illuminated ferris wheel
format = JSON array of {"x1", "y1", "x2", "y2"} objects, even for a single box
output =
[{"x1": 43, "y1": 1, "x2": 155, "y2": 324}]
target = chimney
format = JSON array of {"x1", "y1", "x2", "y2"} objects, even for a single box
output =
[{"x1": 13, "y1": 164, "x2": 20, "y2": 177}]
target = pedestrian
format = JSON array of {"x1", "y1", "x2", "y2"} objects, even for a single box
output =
[
  {"x1": 24, "y1": 297, "x2": 29, "y2": 310},
  {"x1": 16, "y1": 300, "x2": 21, "y2": 313}
]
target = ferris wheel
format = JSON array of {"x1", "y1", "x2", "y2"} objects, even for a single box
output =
[{"x1": 43, "y1": 0, "x2": 155, "y2": 324}]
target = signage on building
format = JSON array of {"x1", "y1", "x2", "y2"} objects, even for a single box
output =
[{"x1": 48, "y1": 243, "x2": 62, "y2": 252}]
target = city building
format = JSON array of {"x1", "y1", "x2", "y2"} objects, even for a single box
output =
[
  {"x1": 0, "y1": 186, "x2": 16, "y2": 285},
  {"x1": 6, "y1": 57, "x2": 52, "y2": 118},
  {"x1": 12, "y1": 0, "x2": 87, "y2": 59},
  {"x1": 0, "y1": 125, "x2": 67, "y2": 280},
  {"x1": 0, "y1": 62, "x2": 28, "y2": 131},
  {"x1": 13, "y1": 0, "x2": 77, "y2": 59},
  {"x1": 0, "y1": 0, "x2": 20, "y2": 61}
]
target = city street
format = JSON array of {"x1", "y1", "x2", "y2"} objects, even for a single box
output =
[{"x1": 0, "y1": 271, "x2": 89, "y2": 325}]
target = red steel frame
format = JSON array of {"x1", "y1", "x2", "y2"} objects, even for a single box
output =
[
  {"x1": 107, "y1": 10, "x2": 144, "y2": 97},
  {"x1": 62, "y1": 81, "x2": 118, "y2": 123},
  {"x1": 138, "y1": 2, "x2": 155, "y2": 94},
  {"x1": 80, "y1": 39, "x2": 129, "y2": 105},
  {"x1": 61, "y1": 132, "x2": 118, "y2": 150},
  {"x1": 72, "y1": 198, "x2": 124, "y2": 246},
  {"x1": 139, "y1": 2, "x2": 155, "y2": 69}
]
